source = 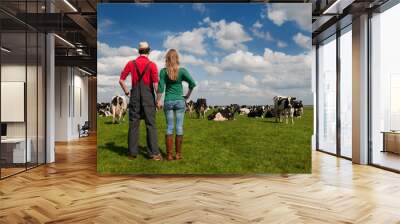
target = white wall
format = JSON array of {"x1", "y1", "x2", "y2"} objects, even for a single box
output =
[
  {"x1": 55, "y1": 66, "x2": 69, "y2": 141},
  {"x1": 54, "y1": 67, "x2": 89, "y2": 141}
]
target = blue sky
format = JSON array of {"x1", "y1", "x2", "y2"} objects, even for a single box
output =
[{"x1": 97, "y1": 3, "x2": 312, "y2": 105}]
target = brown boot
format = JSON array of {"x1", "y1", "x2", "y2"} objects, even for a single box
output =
[
  {"x1": 166, "y1": 134, "x2": 174, "y2": 161},
  {"x1": 175, "y1": 135, "x2": 183, "y2": 160}
]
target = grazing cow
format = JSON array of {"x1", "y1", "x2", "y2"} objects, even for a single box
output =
[
  {"x1": 186, "y1": 100, "x2": 196, "y2": 118},
  {"x1": 229, "y1": 104, "x2": 241, "y2": 114},
  {"x1": 273, "y1": 96, "x2": 296, "y2": 124},
  {"x1": 264, "y1": 105, "x2": 275, "y2": 118},
  {"x1": 111, "y1": 96, "x2": 127, "y2": 124},
  {"x1": 247, "y1": 106, "x2": 264, "y2": 118},
  {"x1": 195, "y1": 98, "x2": 207, "y2": 119},
  {"x1": 292, "y1": 100, "x2": 304, "y2": 118}
]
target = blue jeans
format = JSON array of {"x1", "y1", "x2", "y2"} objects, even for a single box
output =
[{"x1": 163, "y1": 100, "x2": 186, "y2": 135}]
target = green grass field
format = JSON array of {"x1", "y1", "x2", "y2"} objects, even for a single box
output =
[{"x1": 97, "y1": 107, "x2": 313, "y2": 174}]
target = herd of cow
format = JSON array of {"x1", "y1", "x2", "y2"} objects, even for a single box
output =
[{"x1": 97, "y1": 95, "x2": 304, "y2": 124}]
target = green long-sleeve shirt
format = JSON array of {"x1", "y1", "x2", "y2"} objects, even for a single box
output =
[{"x1": 158, "y1": 67, "x2": 196, "y2": 102}]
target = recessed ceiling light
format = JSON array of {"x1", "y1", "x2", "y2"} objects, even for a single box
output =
[
  {"x1": 78, "y1": 67, "x2": 92, "y2": 76},
  {"x1": 1, "y1": 47, "x2": 11, "y2": 53},
  {"x1": 54, "y1": 34, "x2": 75, "y2": 48},
  {"x1": 63, "y1": 0, "x2": 78, "y2": 12}
]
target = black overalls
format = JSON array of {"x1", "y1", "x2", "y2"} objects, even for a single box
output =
[{"x1": 128, "y1": 60, "x2": 159, "y2": 157}]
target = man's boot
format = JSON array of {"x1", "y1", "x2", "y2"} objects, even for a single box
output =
[
  {"x1": 166, "y1": 134, "x2": 174, "y2": 161},
  {"x1": 175, "y1": 135, "x2": 183, "y2": 160}
]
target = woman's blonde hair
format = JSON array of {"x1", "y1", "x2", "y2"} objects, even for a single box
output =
[{"x1": 165, "y1": 49, "x2": 179, "y2": 81}]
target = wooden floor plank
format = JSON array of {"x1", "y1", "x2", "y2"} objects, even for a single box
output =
[{"x1": 0, "y1": 135, "x2": 399, "y2": 223}]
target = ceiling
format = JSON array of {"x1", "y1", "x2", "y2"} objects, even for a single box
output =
[
  {"x1": 0, "y1": 0, "x2": 394, "y2": 74},
  {"x1": 0, "y1": 0, "x2": 97, "y2": 74}
]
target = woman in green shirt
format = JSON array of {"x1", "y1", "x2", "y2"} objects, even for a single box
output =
[{"x1": 156, "y1": 49, "x2": 196, "y2": 161}]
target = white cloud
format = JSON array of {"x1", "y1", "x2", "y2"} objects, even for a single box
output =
[
  {"x1": 163, "y1": 28, "x2": 208, "y2": 55},
  {"x1": 203, "y1": 63, "x2": 223, "y2": 75},
  {"x1": 98, "y1": 19, "x2": 113, "y2": 33},
  {"x1": 265, "y1": 4, "x2": 311, "y2": 31},
  {"x1": 193, "y1": 3, "x2": 206, "y2": 14},
  {"x1": 198, "y1": 80, "x2": 259, "y2": 95},
  {"x1": 164, "y1": 18, "x2": 252, "y2": 54},
  {"x1": 204, "y1": 19, "x2": 252, "y2": 51},
  {"x1": 293, "y1": 33, "x2": 311, "y2": 49},
  {"x1": 203, "y1": 17, "x2": 211, "y2": 24},
  {"x1": 97, "y1": 42, "x2": 208, "y2": 78},
  {"x1": 217, "y1": 48, "x2": 312, "y2": 94},
  {"x1": 277, "y1": 40, "x2": 287, "y2": 48},
  {"x1": 220, "y1": 50, "x2": 269, "y2": 73},
  {"x1": 251, "y1": 20, "x2": 274, "y2": 42},
  {"x1": 98, "y1": 42, "x2": 138, "y2": 57},
  {"x1": 243, "y1": 75, "x2": 258, "y2": 86},
  {"x1": 251, "y1": 28, "x2": 274, "y2": 42},
  {"x1": 180, "y1": 53, "x2": 204, "y2": 66},
  {"x1": 252, "y1": 20, "x2": 263, "y2": 29}
]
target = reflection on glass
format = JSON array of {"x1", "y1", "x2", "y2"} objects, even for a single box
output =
[
  {"x1": 371, "y1": 3, "x2": 400, "y2": 171},
  {"x1": 38, "y1": 33, "x2": 46, "y2": 165},
  {"x1": 340, "y1": 27, "x2": 352, "y2": 158},
  {"x1": 27, "y1": 31, "x2": 38, "y2": 169},
  {"x1": 318, "y1": 35, "x2": 337, "y2": 154},
  {"x1": 1, "y1": 31, "x2": 27, "y2": 177}
]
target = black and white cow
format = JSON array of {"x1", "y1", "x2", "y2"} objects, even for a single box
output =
[
  {"x1": 207, "y1": 107, "x2": 234, "y2": 121},
  {"x1": 195, "y1": 98, "x2": 207, "y2": 119},
  {"x1": 186, "y1": 100, "x2": 196, "y2": 118},
  {"x1": 292, "y1": 100, "x2": 304, "y2": 118},
  {"x1": 229, "y1": 104, "x2": 241, "y2": 115},
  {"x1": 97, "y1": 103, "x2": 112, "y2": 117},
  {"x1": 264, "y1": 105, "x2": 275, "y2": 118},
  {"x1": 111, "y1": 96, "x2": 127, "y2": 124},
  {"x1": 273, "y1": 96, "x2": 296, "y2": 124},
  {"x1": 247, "y1": 106, "x2": 264, "y2": 118}
]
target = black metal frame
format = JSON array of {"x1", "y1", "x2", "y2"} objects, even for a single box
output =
[
  {"x1": 315, "y1": 21, "x2": 353, "y2": 162},
  {"x1": 0, "y1": 0, "x2": 47, "y2": 180},
  {"x1": 336, "y1": 20, "x2": 341, "y2": 157}
]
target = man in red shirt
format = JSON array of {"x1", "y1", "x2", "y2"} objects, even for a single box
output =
[{"x1": 119, "y1": 41, "x2": 162, "y2": 161}]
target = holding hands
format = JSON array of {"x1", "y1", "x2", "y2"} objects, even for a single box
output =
[{"x1": 156, "y1": 99, "x2": 162, "y2": 110}]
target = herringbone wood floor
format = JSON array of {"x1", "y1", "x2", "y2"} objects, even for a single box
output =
[{"x1": 1, "y1": 135, "x2": 400, "y2": 224}]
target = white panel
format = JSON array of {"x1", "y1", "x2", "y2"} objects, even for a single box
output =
[
  {"x1": 1, "y1": 82, "x2": 25, "y2": 122},
  {"x1": 390, "y1": 74, "x2": 400, "y2": 130}
]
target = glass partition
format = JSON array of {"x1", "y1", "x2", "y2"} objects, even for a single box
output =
[
  {"x1": 1, "y1": 30, "x2": 28, "y2": 177},
  {"x1": 38, "y1": 32, "x2": 45, "y2": 165},
  {"x1": 0, "y1": 1, "x2": 46, "y2": 179},
  {"x1": 339, "y1": 26, "x2": 352, "y2": 158},
  {"x1": 370, "y1": 3, "x2": 400, "y2": 171},
  {"x1": 317, "y1": 35, "x2": 337, "y2": 154}
]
